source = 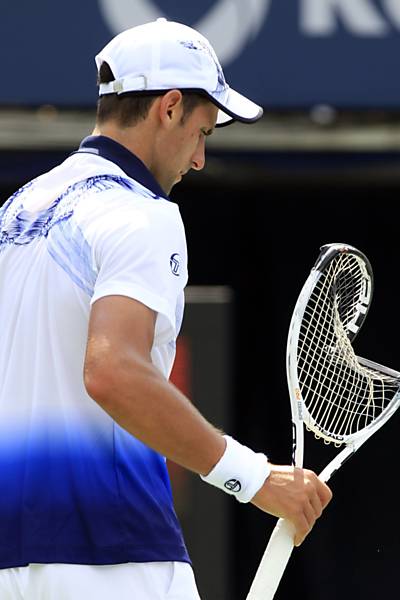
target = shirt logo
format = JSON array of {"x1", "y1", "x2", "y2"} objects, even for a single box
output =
[
  {"x1": 170, "y1": 253, "x2": 180, "y2": 276},
  {"x1": 224, "y1": 479, "x2": 242, "y2": 493}
]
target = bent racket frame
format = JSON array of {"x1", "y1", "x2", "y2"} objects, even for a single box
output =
[{"x1": 247, "y1": 243, "x2": 400, "y2": 600}]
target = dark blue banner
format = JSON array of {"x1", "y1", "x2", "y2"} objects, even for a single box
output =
[{"x1": 2, "y1": 0, "x2": 400, "y2": 109}]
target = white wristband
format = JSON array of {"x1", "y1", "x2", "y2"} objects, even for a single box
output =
[{"x1": 200, "y1": 435, "x2": 270, "y2": 503}]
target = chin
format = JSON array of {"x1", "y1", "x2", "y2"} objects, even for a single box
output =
[{"x1": 167, "y1": 179, "x2": 181, "y2": 195}]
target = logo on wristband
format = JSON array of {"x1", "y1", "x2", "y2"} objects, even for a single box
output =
[{"x1": 224, "y1": 479, "x2": 242, "y2": 493}]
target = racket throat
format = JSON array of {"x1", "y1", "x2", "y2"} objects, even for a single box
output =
[{"x1": 319, "y1": 444, "x2": 356, "y2": 482}]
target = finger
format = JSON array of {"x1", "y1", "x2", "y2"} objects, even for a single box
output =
[
  {"x1": 293, "y1": 493, "x2": 322, "y2": 546},
  {"x1": 293, "y1": 514, "x2": 311, "y2": 547},
  {"x1": 309, "y1": 489, "x2": 323, "y2": 520},
  {"x1": 303, "y1": 498, "x2": 318, "y2": 530},
  {"x1": 317, "y1": 480, "x2": 333, "y2": 508}
]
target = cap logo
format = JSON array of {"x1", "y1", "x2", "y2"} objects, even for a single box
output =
[
  {"x1": 179, "y1": 40, "x2": 201, "y2": 51},
  {"x1": 179, "y1": 37, "x2": 227, "y2": 91}
]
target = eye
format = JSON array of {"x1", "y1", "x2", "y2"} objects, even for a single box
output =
[
  {"x1": 202, "y1": 128, "x2": 214, "y2": 138},
  {"x1": 200, "y1": 128, "x2": 212, "y2": 140}
]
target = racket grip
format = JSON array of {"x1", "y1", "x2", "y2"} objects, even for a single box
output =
[{"x1": 246, "y1": 518, "x2": 295, "y2": 600}]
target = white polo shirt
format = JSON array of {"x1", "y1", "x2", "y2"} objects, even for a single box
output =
[{"x1": 0, "y1": 136, "x2": 190, "y2": 567}]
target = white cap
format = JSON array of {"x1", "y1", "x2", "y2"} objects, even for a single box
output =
[{"x1": 95, "y1": 18, "x2": 263, "y2": 127}]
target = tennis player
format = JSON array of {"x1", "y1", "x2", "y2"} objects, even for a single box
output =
[{"x1": 0, "y1": 18, "x2": 332, "y2": 599}]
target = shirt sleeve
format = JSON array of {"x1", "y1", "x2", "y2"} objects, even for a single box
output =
[{"x1": 88, "y1": 194, "x2": 188, "y2": 345}]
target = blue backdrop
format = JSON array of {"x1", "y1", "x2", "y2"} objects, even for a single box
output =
[{"x1": 2, "y1": 0, "x2": 400, "y2": 108}]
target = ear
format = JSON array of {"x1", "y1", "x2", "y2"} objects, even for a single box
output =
[{"x1": 158, "y1": 90, "x2": 184, "y2": 127}]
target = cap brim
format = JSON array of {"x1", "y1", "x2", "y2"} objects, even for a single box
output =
[{"x1": 211, "y1": 87, "x2": 263, "y2": 127}]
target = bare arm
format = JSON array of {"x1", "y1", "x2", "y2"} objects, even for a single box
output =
[
  {"x1": 84, "y1": 295, "x2": 226, "y2": 475},
  {"x1": 84, "y1": 295, "x2": 331, "y2": 544}
]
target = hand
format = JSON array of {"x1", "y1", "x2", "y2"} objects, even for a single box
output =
[{"x1": 250, "y1": 464, "x2": 332, "y2": 546}]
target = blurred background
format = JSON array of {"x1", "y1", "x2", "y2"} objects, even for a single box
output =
[{"x1": 2, "y1": 1, "x2": 400, "y2": 598}]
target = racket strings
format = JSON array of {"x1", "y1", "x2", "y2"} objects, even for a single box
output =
[{"x1": 297, "y1": 253, "x2": 400, "y2": 444}]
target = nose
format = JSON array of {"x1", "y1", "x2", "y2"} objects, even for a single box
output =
[{"x1": 191, "y1": 136, "x2": 206, "y2": 171}]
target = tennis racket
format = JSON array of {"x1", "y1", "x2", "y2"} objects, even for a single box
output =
[{"x1": 246, "y1": 242, "x2": 400, "y2": 600}]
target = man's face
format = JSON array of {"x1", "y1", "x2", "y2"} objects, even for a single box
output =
[{"x1": 153, "y1": 99, "x2": 219, "y2": 195}]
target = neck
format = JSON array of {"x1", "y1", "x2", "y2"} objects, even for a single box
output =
[{"x1": 92, "y1": 121, "x2": 157, "y2": 174}]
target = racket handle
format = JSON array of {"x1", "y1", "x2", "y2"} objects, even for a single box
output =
[{"x1": 246, "y1": 518, "x2": 295, "y2": 600}]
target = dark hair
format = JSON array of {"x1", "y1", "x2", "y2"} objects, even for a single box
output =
[{"x1": 96, "y1": 62, "x2": 210, "y2": 127}]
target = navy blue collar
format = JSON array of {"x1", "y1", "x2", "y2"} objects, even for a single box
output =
[{"x1": 73, "y1": 135, "x2": 170, "y2": 201}]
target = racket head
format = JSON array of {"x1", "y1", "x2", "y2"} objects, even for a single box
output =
[{"x1": 286, "y1": 242, "x2": 400, "y2": 448}]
